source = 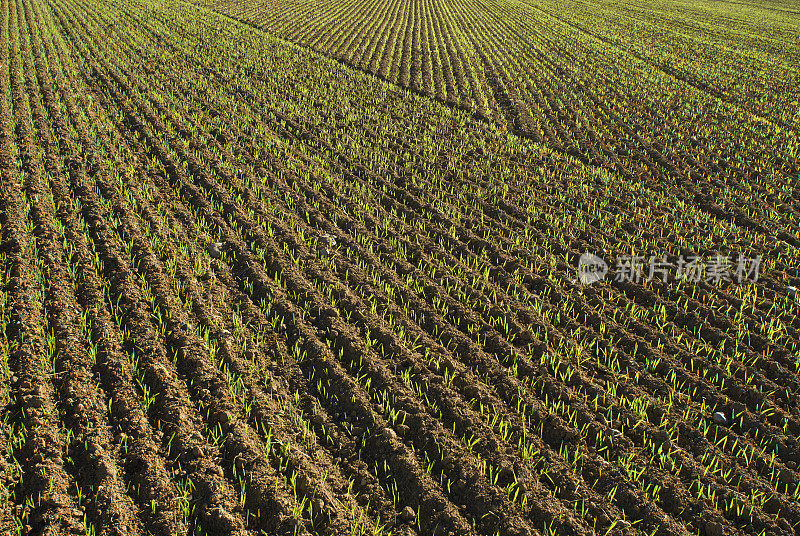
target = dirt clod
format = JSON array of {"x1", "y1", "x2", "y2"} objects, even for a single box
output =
[
  {"x1": 208, "y1": 241, "x2": 227, "y2": 258},
  {"x1": 312, "y1": 498, "x2": 326, "y2": 517},
  {"x1": 98, "y1": 459, "x2": 117, "y2": 479},
  {"x1": 705, "y1": 521, "x2": 724, "y2": 536},
  {"x1": 399, "y1": 506, "x2": 415, "y2": 522},
  {"x1": 25, "y1": 395, "x2": 44, "y2": 409},
  {"x1": 208, "y1": 506, "x2": 239, "y2": 531},
  {"x1": 498, "y1": 464, "x2": 515, "y2": 483}
]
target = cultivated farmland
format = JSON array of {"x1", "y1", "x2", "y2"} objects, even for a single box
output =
[
  {"x1": 200, "y1": 0, "x2": 800, "y2": 243},
  {"x1": 0, "y1": 0, "x2": 799, "y2": 535}
]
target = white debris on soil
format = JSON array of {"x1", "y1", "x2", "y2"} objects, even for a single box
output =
[{"x1": 319, "y1": 233, "x2": 337, "y2": 247}]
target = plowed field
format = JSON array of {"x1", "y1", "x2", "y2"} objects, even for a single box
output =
[{"x1": 0, "y1": 0, "x2": 799, "y2": 535}]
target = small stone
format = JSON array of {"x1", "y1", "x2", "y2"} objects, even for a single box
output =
[
  {"x1": 712, "y1": 412, "x2": 727, "y2": 425},
  {"x1": 375, "y1": 404, "x2": 385, "y2": 414},
  {"x1": 317, "y1": 246, "x2": 332, "y2": 258},
  {"x1": 399, "y1": 506, "x2": 415, "y2": 522},
  {"x1": 788, "y1": 286, "x2": 798, "y2": 299},
  {"x1": 705, "y1": 521, "x2": 724, "y2": 536},
  {"x1": 381, "y1": 427, "x2": 397, "y2": 441},
  {"x1": 396, "y1": 424, "x2": 410, "y2": 436},
  {"x1": 208, "y1": 242, "x2": 227, "y2": 259}
]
